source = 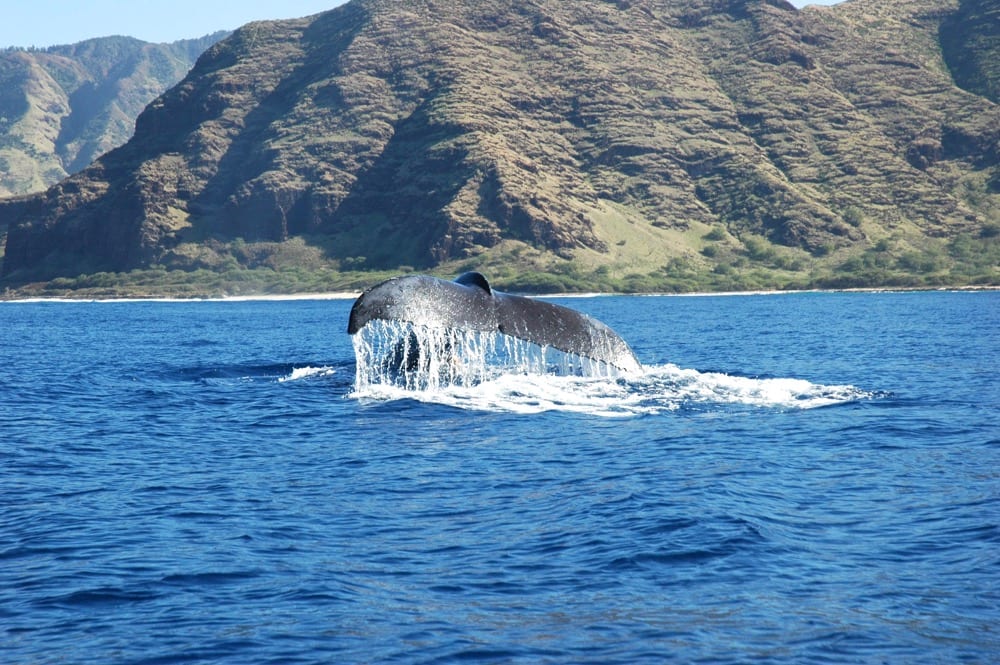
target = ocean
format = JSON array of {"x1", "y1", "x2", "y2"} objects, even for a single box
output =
[{"x1": 2, "y1": 290, "x2": 997, "y2": 663}]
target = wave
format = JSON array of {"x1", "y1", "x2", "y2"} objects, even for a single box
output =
[
  {"x1": 163, "y1": 363, "x2": 339, "y2": 385},
  {"x1": 278, "y1": 366, "x2": 337, "y2": 382}
]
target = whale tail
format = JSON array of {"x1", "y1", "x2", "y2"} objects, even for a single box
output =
[{"x1": 348, "y1": 272, "x2": 641, "y2": 374}]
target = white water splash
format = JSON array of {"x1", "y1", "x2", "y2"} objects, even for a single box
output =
[
  {"x1": 279, "y1": 366, "x2": 336, "y2": 382},
  {"x1": 349, "y1": 320, "x2": 874, "y2": 415},
  {"x1": 636, "y1": 364, "x2": 872, "y2": 411}
]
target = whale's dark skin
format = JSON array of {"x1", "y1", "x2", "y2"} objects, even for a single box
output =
[{"x1": 347, "y1": 272, "x2": 641, "y2": 373}]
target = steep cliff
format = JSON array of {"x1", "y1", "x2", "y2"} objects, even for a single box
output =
[{"x1": 1, "y1": 0, "x2": 997, "y2": 287}]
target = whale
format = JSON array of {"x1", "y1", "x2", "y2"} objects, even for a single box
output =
[{"x1": 347, "y1": 272, "x2": 642, "y2": 374}]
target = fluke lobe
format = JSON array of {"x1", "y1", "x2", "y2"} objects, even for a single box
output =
[{"x1": 347, "y1": 272, "x2": 642, "y2": 373}]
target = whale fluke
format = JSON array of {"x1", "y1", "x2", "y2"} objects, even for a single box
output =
[{"x1": 348, "y1": 272, "x2": 641, "y2": 373}]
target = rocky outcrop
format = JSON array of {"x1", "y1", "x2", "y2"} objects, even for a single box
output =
[{"x1": 1, "y1": 0, "x2": 997, "y2": 281}]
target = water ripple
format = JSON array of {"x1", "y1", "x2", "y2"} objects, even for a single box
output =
[{"x1": 1, "y1": 293, "x2": 996, "y2": 663}]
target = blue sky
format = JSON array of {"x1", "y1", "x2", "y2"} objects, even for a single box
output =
[
  {"x1": 0, "y1": 0, "x2": 349, "y2": 48},
  {"x1": 2, "y1": 0, "x2": 843, "y2": 49}
]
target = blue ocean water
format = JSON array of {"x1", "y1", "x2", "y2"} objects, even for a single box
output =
[{"x1": 1, "y1": 290, "x2": 997, "y2": 664}]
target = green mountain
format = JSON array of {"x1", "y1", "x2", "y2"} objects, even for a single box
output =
[
  {"x1": 0, "y1": 33, "x2": 228, "y2": 197},
  {"x1": 1, "y1": 0, "x2": 997, "y2": 295}
]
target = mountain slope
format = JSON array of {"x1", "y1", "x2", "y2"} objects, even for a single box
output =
[
  {"x1": 942, "y1": 0, "x2": 1000, "y2": 103},
  {"x1": 1, "y1": 0, "x2": 997, "y2": 289},
  {"x1": 0, "y1": 33, "x2": 227, "y2": 197}
]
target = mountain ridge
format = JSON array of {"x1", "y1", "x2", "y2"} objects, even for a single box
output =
[
  {"x1": 1, "y1": 0, "x2": 997, "y2": 293},
  {"x1": 0, "y1": 32, "x2": 228, "y2": 197}
]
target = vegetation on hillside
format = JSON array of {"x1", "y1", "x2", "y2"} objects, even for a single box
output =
[
  {"x1": 0, "y1": 0, "x2": 997, "y2": 296},
  {"x1": 3, "y1": 226, "x2": 997, "y2": 299}
]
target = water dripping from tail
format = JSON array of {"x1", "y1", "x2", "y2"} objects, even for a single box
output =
[{"x1": 351, "y1": 319, "x2": 629, "y2": 393}]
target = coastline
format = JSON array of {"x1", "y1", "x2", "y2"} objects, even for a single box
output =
[
  {"x1": 0, "y1": 291, "x2": 362, "y2": 304},
  {"x1": 2, "y1": 284, "x2": 996, "y2": 304}
]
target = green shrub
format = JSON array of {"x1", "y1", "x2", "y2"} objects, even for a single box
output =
[{"x1": 702, "y1": 226, "x2": 727, "y2": 241}]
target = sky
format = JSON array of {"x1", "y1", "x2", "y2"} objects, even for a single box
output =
[
  {"x1": 0, "y1": 0, "x2": 349, "y2": 49},
  {"x1": 2, "y1": 0, "x2": 844, "y2": 50}
]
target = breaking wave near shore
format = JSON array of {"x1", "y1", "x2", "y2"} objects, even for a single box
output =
[{"x1": 349, "y1": 320, "x2": 875, "y2": 415}]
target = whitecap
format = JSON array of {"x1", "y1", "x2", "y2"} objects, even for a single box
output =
[{"x1": 279, "y1": 366, "x2": 336, "y2": 382}]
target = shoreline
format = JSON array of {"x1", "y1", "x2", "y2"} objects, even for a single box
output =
[
  {"x1": 0, "y1": 291, "x2": 363, "y2": 304},
  {"x1": 1, "y1": 284, "x2": 996, "y2": 304}
]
